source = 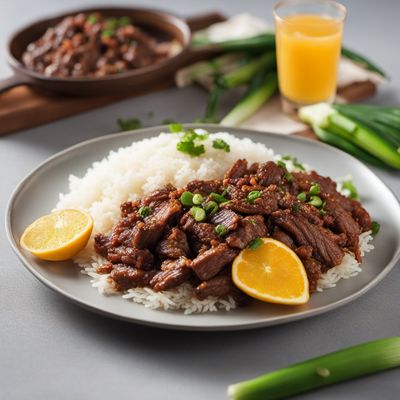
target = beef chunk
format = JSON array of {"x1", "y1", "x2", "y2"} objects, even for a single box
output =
[
  {"x1": 96, "y1": 262, "x2": 113, "y2": 274},
  {"x1": 156, "y1": 228, "x2": 190, "y2": 259},
  {"x1": 120, "y1": 200, "x2": 140, "y2": 217},
  {"x1": 107, "y1": 247, "x2": 154, "y2": 269},
  {"x1": 131, "y1": 199, "x2": 181, "y2": 248},
  {"x1": 110, "y1": 212, "x2": 141, "y2": 247},
  {"x1": 296, "y1": 245, "x2": 313, "y2": 259},
  {"x1": 226, "y1": 215, "x2": 267, "y2": 249},
  {"x1": 180, "y1": 212, "x2": 218, "y2": 244},
  {"x1": 150, "y1": 257, "x2": 191, "y2": 291},
  {"x1": 226, "y1": 187, "x2": 279, "y2": 215},
  {"x1": 191, "y1": 243, "x2": 238, "y2": 281},
  {"x1": 323, "y1": 195, "x2": 361, "y2": 260},
  {"x1": 94, "y1": 233, "x2": 111, "y2": 257},
  {"x1": 278, "y1": 193, "x2": 322, "y2": 225},
  {"x1": 256, "y1": 161, "x2": 284, "y2": 186},
  {"x1": 195, "y1": 274, "x2": 235, "y2": 300},
  {"x1": 224, "y1": 159, "x2": 248, "y2": 179},
  {"x1": 272, "y1": 210, "x2": 344, "y2": 268},
  {"x1": 293, "y1": 171, "x2": 337, "y2": 195},
  {"x1": 302, "y1": 258, "x2": 323, "y2": 293},
  {"x1": 210, "y1": 209, "x2": 241, "y2": 231},
  {"x1": 141, "y1": 184, "x2": 176, "y2": 206},
  {"x1": 350, "y1": 201, "x2": 372, "y2": 232},
  {"x1": 185, "y1": 179, "x2": 223, "y2": 195},
  {"x1": 110, "y1": 265, "x2": 157, "y2": 291},
  {"x1": 272, "y1": 228, "x2": 295, "y2": 249}
]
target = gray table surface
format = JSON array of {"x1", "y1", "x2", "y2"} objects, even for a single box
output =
[{"x1": 1, "y1": 1, "x2": 399, "y2": 399}]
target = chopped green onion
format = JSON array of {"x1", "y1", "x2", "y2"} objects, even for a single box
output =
[
  {"x1": 282, "y1": 154, "x2": 292, "y2": 160},
  {"x1": 138, "y1": 206, "x2": 150, "y2": 218},
  {"x1": 297, "y1": 192, "x2": 307, "y2": 202},
  {"x1": 191, "y1": 207, "x2": 206, "y2": 222},
  {"x1": 308, "y1": 196, "x2": 323, "y2": 208},
  {"x1": 212, "y1": 139, "x2": 230, "y2": 152},
  {"x1": 180, "y1": 191, "x2": 194, "y2": 206},
  {"x1": 227, "y1": 337, "x2": 400, "y2": 400},
  {"x1": 309, "y1": 184, "x2": 320, "y2": 196},
  {"x1": 168, "y1": 123, "x2": 183, "y2": 133},
  {"x1": 247, "y1": 190, "x2": 261, "y2": 203},
  {"x1": 342, "y1": 180, "x2": 359, "y2": 200},
  {"x1": 87, "y1": 14, "x2": 97, "y2": 24},
  {"x1": 118, "y1": 16, "x2": 131, "y2": 27},
  {"x1": 215, "y1": 224, "x2": 229, "y2": 237},
  {"x1": 211, "y1": 192, "x2": 228, "y2": 204},
  {"x1": 284, "y1": 172, "x2": 293, "y2": 182},
  {"x1": 204, "y1": 201, "x2": 219, "y2": 215},
  {"x1": 371, "y1": 221, "x2": 380, "y2": 235},
  {"x1": 117, "y1": 118, "x2": 142, "y2": 131},
  {"x1": 277, "y1": 160, "x2": 286, "y2": 169},
  {"x1": 192, "y1": 193, "x2": 204, "y2": 205},
  {"x1": 248, "y1": 238, "x2": 263, "y2": 250},
  {"x1": 101, "y1": 29, "x2": 115, "y2": 38},
  {"x1": 219, "y1": 201, "x2": 231, "y2": 207}
]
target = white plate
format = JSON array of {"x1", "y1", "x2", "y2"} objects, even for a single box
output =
[{"x1": 6, "y1": 125, "x2": 400, "y2": 330}]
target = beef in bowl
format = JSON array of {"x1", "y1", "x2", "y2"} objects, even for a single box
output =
[{"x1": 21, "y1": 12, "x2": 181, "y2": 78}]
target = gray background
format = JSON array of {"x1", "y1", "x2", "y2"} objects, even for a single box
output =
[{"x1": 1, "y1": 1, "x2": 399, "y2": 399}]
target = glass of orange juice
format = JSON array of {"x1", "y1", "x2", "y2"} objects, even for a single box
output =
[{"x1": 273, "y1": 0, "x2": 346, "y2": 113}]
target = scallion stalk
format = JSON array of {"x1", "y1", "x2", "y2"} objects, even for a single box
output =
[
  {"x1": 228, "y1": 337, "x2": 400, "y2": 400},
  {"x1": 191, "y1": 34, "x2": 386, "y2": 78},
  {"x1": 221, "y1": 72, "x2": 278, "y2": 127},
  {"x1": 299, "y1": 103, "x2": 400, "y2": 169},
  {"x1": 218, "y1": 52, "x2": 276, "y2": 89}
]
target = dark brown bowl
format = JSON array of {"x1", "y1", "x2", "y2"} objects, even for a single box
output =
[{"x1": 2, "y1": 7, "x2": 191, "y2": 96}]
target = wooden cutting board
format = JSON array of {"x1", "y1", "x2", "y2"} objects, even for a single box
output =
[{"x1": 0, "y1": 12, "x2": 377, "y2": 136}]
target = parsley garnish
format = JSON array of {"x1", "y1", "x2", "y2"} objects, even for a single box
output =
[
  {"x1": 176, "y1": 141, "x2": 205, "y2": 157},
  {"x1": 212, "y1": 139, "x2": 230, "y2": 152}
]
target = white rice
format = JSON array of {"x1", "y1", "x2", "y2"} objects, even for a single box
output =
[{"x1": 56, "y1": 131, "x2": 374, "y2": 314}]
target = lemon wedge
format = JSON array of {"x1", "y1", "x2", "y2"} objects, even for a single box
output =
[{"x1": 20, "y1": 209, "x2": 93, "y2": 261}]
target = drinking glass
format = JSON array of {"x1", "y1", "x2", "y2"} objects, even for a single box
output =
[{"x1": 273, "y1": 0, "x2": 346, "y2": 113}]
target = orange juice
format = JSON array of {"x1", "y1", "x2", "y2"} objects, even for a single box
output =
[{"x1": 275, "y1": 14, "x2": 343, "y2": 104}]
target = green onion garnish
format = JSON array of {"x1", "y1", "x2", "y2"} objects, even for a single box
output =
[
  {"x1": 87, "y1": 14, "x2": 97, "y2": 24},
  {"x1": 180, "y1": 191, "x2": 194, "y2": 207},
  {"x1": 309, "y1": 183, "x2": 320, "y2": 195},
  {"x1": 371, "y1": 221, "x2": 380, "y2": 235},
  {"x1": 247, "y1": 190, "x2": 261, "y2": 203},
  {"x1": 248, "y1": 238, "x2": 263, "y2": 250},
  {"x1": 212, "y1": 139, "x2": 230, "y2": 152},
  {"x1": 138, "y1": 206, "x2": 150, "y2": 218},
  {"x1": 308, "y1": 196, "x2": 323, "y2": 208},
  {"x1": 297, "y1": 192, "x2": 307, "y2": 202},
  {"x1": 215, "y1": 224, "x2": 228, "y2": 237},
  {"x1": 277, "y1": 160, "x2": 286, "y2": 169},
  {"x1": 342, "y1": 180, "x2": 360, "y2": 200},
  {"x1": 204, "y1": 201, "x2": 219, "y2": 215},
  {"x1": 228, "y1": 337, "x2": 400, "y2": 400},
  {"x1": 192, "y1": 193, "x2": 204, "y2": 205},
  {"x1": 168, "y1": 123, "x2": 183, "y2": 133},
  {"x1": 211, "y1": 192, "x2": 228, "y2": 204},
  {"x1": 118, "y1": 16, "x2": 131, "y2": 27},
  {"x1": 284, "y1": 172, "x2": 293, "y2": 182},
  {"x1": 191, "y1": 207, "x2": 206, "y2": 222}
]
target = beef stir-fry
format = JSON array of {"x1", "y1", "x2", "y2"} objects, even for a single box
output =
[
  {"x1": 22, "y1": 12, "x2": 176, "y2": 77},
  {"x1": 94, "y1": 159, "x2": 372, "y2": 302}
]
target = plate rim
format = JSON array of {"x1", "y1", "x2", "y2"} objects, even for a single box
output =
[{"x1": 5, "y1": 124, "x2": 400, "y2": 331}]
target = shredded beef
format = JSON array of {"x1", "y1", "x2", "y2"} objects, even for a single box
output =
[
  {"x1": 224, "y1": 159, "x2": 248, "y2": 179},
  {"x1": 226, "y1": 215, "x2": 267, "y2": 249},
  {"x1": 210, "y1": 209, "x2": 241, "y2": 231},
  {"x1": 150, "y1": 257, "x2": 191, "y2": 291},
  {"x1": 156, "y1": 228, "x2": 189, "y2": 259}
]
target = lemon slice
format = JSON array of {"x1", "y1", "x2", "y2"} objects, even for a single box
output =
[
  {"x1": 20, "y1": 209, "x2": 93, "y2": 261},
  {"x1": 232, "y1": 238, "x2": 309, "y2": 305}
]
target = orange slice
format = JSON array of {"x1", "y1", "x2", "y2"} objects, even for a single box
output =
[
  {"x1": 232, "y1": 238, "x2": 309, "y2": 305},
  {"x1": 20, "y1": 209, "x2": 93, "y2": 261}
]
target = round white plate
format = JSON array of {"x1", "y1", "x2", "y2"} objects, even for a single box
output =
[{"x1": 6, "y1": 124, "x2": 400, "y2": 330}]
